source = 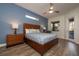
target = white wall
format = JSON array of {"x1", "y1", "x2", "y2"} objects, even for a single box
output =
[{"x1": 48, "y1": 6, "x2": 79, "y2": 44}]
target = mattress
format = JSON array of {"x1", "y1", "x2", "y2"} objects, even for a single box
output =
[{"x1": 26, "y1": 33, "x2": 57, "y2": 45}]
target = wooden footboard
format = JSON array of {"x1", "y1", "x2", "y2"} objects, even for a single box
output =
[{"x1": 24, "y1": 38, "x2": 58, "y2": 55}]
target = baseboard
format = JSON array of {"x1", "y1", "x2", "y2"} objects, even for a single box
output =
[{"x1": 0, "y1": 43, "x2": 6, "y2": 48}]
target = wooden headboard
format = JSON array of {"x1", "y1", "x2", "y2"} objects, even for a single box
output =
[
  {"x1": 23, "y1": 23, "x2": 40, "y2": 37},
  {"x1": 23, "y1": 23, "x2": 40, "y2": 29}
]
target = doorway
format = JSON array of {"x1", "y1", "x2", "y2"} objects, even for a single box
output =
[{"x1": 69, "y1": 18, "x2": 74, "y2": 39}]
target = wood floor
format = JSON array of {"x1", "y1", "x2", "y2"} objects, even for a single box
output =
[{"x1": 0, "y1": 39, "x2": 79, "y2": 56}]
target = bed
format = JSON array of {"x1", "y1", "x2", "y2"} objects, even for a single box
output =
[{"x1": 23, "y1": 23, "x2": 58, "y2": 55}]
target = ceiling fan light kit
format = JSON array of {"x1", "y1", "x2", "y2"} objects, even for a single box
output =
[
  {"x1": 48, "y1": 10, "x2": 54, "y2": 13},
  {"x1": 50, "y1": 6, "x2": 54, "y2": 9},
  {"x1": 48, "y1": 3, "x2": 54, "y2": 13}
]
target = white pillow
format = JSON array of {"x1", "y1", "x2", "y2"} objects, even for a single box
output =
[
  {"x1": 25, "y1": 29, "x2": 30, "y2": 33},
  {"x1": 29, "y1": 29, "x2": 40, "y2": 33},
  {"x1": 36, "y1": 29, "x2": 40, "y2": 33},
  {"x1": 29, "y1": 29, "x2": 35, "y2": 33},
  {"x1": 25, "y1": 29, "x2": 40, "y2": 33}
]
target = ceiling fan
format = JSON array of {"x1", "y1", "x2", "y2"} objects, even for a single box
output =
[{"x1": 43, "y1": 3, "x2": 59, "y2": 15}]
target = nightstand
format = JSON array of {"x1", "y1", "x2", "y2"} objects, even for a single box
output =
[{"x1": 6, "y1": 34, "x2": 24, "y2": 47}]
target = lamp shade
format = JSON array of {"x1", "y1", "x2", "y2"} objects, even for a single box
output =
[{"x1": 12, "y1": 23, "x2": 18, "y2": 29}]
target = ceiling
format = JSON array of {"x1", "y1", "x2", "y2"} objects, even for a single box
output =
[{"x1": 16, "y1": 3, "x2": 79, "y2": 18}]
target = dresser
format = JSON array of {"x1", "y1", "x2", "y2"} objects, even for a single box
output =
[{"x1": 6, "y1": 34, "x2": 24, "y2": 47}]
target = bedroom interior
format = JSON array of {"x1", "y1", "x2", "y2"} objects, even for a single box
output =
[{"x1": 0, "y1": 3, "x2": 79, "y2": 56}]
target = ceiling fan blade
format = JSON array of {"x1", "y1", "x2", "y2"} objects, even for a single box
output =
[
  {"x1": 54, "y1": 11, "x2": 60, "y2": 13},
  {"x1": 43, "y1": 12, "x2": 47, "y2": 15}
]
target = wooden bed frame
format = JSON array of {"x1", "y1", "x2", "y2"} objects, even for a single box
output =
[{"x1": 23, "y1": 23, "x2": 58, "y2": 55}]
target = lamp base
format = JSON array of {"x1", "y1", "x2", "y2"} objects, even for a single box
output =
[{"x1": 13, "y1": 29, "x2": 17, "y2": 34}]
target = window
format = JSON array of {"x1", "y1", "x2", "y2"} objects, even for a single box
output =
[
  {"x1": 69, "y1": 18, "x2": 74, "y2": 31},
  {"x1": 51, "y1": 21, "x2": 60, "y2": 31}
]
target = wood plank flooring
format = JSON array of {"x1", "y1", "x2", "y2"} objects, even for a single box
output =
[{"x1": 0, "y1": 39, "x2": 79, "y2": 56}]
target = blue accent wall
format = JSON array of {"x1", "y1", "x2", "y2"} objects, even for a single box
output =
[{"x1": 0, "y1": 3, "x2": 48, "y2": 44}]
